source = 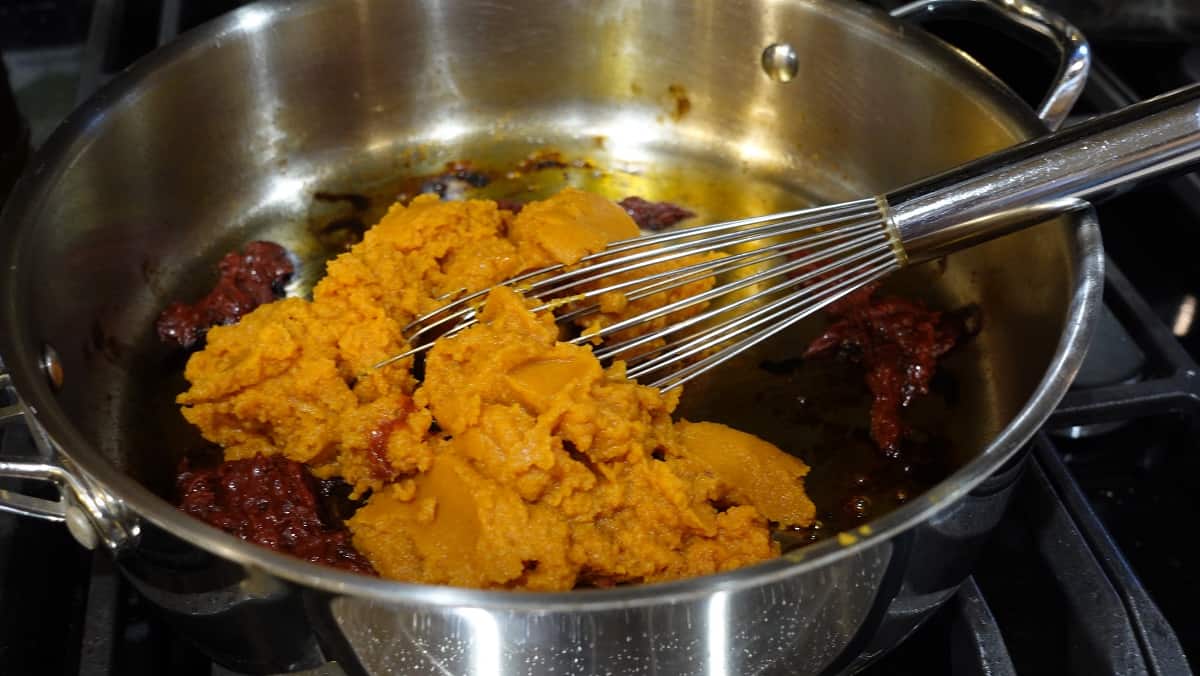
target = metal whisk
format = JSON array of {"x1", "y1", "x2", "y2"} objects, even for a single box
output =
[{"x1": 378, "y1": 84, "x2": 1200, "y2": 390}]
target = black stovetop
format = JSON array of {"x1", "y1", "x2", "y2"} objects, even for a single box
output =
[{"x1": 2, "y1": 2, "x2": 1200, "y2": 675}]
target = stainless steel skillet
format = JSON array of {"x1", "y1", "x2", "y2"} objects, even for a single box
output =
[{"x1": 0, "y1": 0, "x2": 1099, "y2": 673}]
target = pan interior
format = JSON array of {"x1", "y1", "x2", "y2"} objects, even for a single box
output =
[
  {"x1": 8, "y1": 0, "x2": 1072, "y2": 565},
  {"x1": 114, "y1": 121, "x2": 998, "y2": 543}
]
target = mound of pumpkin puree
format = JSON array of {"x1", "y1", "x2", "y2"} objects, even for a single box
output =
[{"x1": 177, "y1": 188, "x2": 815, "y2": 589}]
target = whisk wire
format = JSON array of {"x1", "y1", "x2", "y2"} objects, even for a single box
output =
[
  {"x1": 626, "y1": 247, "x2": 895, "y2": 379},
  {"x1": 648, "y1": 252, "x2": 899, "y2": 391},
  {"x1": 599, "y1": 238, "x2": 895, "y2": 364},
  {"x1": 526, "y1": 203, "x2": 881, "y2": 299},
  {"x1": 554, "y1": 220, "x2": 881, "y2": 326},
  {"x1": 375, "y1": 198, "x2": 897, "y2": 388},
  {"x1": 398, "y1": 199, "x2": 879, "y2": 337},
  {"x1": 577, "y1": 225, "x2": 889, "y2": 348}
]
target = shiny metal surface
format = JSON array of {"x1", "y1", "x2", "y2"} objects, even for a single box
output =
[
  {"x1": 0, "y1": 370, "x2": 67, "y2": 521},
  {"x1": 325, "y1": 542, "x2": 893, "y2": 674},
  {"x1": 0, "y1": 0, "x2": 1102, "y2": 674},
  {"x1": 399, "y1": 82, "x2": 1199, "y2": 397},
  {"x1": 0, "y1": 369, "x2": 134, "y2": 544},
  {"x1": 890, "y1": 83, "x2": 1200, "y2": 261},
  {"x1": 761, "y1": 42, "x2": 801, "y2": 83},
  {"x1": 40, "y1": 343, "x2": 64, "y2": 390},
  {"x1": 890, "y1": 0, "x2": 1090, "y2": 130},
  {"x1": 383, "y1": 199, "x2": 900, "y2": 391},
  {"x1": 0, "y1": 461, "x2": 68, "y2": 521}
]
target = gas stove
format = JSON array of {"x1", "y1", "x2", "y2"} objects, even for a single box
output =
[{"x1": 1, "y1": 1, "x2": 1198, "y2": 674}]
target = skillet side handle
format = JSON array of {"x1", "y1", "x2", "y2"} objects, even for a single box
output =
[
  {"x1": 0, "y1": 370, "x2": 129, "y2": 550},
  {"x1": 0, "y1": 458, "x2": 70, "y2": 522},
  {"x1": 890, "y1": 0, "x2": 1090, "y2": 130}
]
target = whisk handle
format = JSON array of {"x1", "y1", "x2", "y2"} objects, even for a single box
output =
[{"x1": 887, "y1": 83, "x2": 1200, "y2": 263}]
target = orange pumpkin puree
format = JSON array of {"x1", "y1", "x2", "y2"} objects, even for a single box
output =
[{"x1": 177, "y1": 188, "x2": 815, "y2": 589}]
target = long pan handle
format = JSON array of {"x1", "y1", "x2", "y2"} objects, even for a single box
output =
[{"x1": 888, "y1": 83, "x2": 1200, "y2": 263}]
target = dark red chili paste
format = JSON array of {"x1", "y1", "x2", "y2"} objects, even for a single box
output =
[
  {"x1": 804, "y1": 282, "x2": 965, "y2": 454},
  {"x1": 495, "y1": 199, "x2": 526, "y2": 214},
  {"x1": 365, "y1": 419, "x2": 404, "y2": 481},
  {"x1": 156, "y1": 241, "x2": 293, "y2": 349},
  {"x1": 618, "y1": 196, "x2": 696, "y2": 230},
  {"x1": 176, "y1": 454, "x2": 375, "y2": 575}
]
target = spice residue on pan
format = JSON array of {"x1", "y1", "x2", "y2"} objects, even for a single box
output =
[
  {"x1": 416, "y1": 161, "x2": 493, "y2": 200},
  {"x1": 514, "y1": 150, "x2": 569, "y2": 173},
  {"x1": 666, "y1": 84, "x2": 692, "y2": 122},
  {"x1": 618, "y1": 196, "x2": 696, "y2": 230},
  {"x1": 312, "y1": 191, "x2": 372, "y2": 252}
]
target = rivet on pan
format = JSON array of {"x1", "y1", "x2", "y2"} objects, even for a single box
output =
[
  {"x1": 41, "y1": 344, "x2": 64, "y2": 391},
  {"x1": 65, "y1": 505, "x2": 98, "y2": 550},
  {"x1": 761, "y1": 43, "x2": 799, "y2": 83}
]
